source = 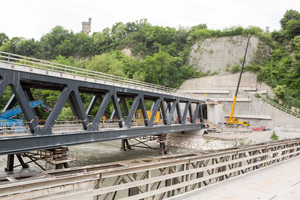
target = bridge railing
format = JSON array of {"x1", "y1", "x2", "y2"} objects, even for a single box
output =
[
  {"x1": 1, "y1": 139, "x2": 300, "y2": 199},
  {"x1": 261, "y1": 97, "x2": 300, "y2": 118},
  {"x1": 0, "y1": 51, "x2": 177, "y2": 94}
]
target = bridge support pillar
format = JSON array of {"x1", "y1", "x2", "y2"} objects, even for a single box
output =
[
  {"x1": 51, "y1": 147, "x2": 70, "y2": 169},
  {"x1": 158, "y1": 134, "x2": 168, "y2": 155},
  {"x1": 5, "y1": 154, "x2": 14, "y2": 171},
  {"x1": 5, "y1": 154, "x2": 29, "y2": 171},
  {"x1": 120, "y1": 139, "x2": 132, "y2": 151}
]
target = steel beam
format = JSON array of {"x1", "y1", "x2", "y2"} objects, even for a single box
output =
[
  {"x1": 139, "y1": 97, "x2": 149, "y2": 126},
  {"x1": 10, "y1": 83, "x2": 39, "y2": 133},
  {"x1": 2, "y1": 94, "x2": 16, "y2": 113},
  {"x1": 125, "y1": 95, "x2": 139, "y2": 128},
  {"x1": 0, "y1": 124, "x2": 203, "y2": 155},
  {"x1": 181, "y1": 102, "x2": 190, "y2": 124},
  {"x1": 0, "y1": 65, "x2": 204, "y2": 155},
  {"x1": 92, "y1": 92, "x2": 111, "y2": 131}
]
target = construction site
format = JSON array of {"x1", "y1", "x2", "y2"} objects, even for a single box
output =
[{"x1": 0, "y1": 35, "x2": 299, "y2": 199}]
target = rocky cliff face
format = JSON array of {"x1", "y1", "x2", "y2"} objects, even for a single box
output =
[{"x1": 188, "y1": 35, "x2": 270, "y2": 75}]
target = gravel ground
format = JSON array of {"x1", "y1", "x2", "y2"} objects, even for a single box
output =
[{"x1": 168, "y1": 127, "x2": 300, "y2": 150}]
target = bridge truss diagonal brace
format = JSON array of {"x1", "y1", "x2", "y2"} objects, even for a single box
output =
[
  {"x1": 181, "y1": 101, "x2": 190, "y2": 125},
  {"x1": 193, "y1": 103, "x2": 200, "y2": 124},
  {"x1": 0, "y1": 71, "x2": 40, "y2": 134},
  {"x1": 166, "y1": 99, "x2": 178, "y2": 125},
  {"x1": 92, "y1": 92, "x2": 111, "y2": 131},
  {"x1": 148, "y1": 98, "x2": 163, "y2": 127},
  {"x1": 68, "y1": 89, "x2": 91, "y2": 131},
  {"x1": 120, "y1": 98, "x2": 129, "y2": 117},
  {"x1": 0, "y1": 71, "x2": 10, "y2": 98},
  {"x1": 111, "y1": 92, "x2": 124, "y2": 128},
  {"x1": 188, "y1": 103, "x2": 194, "y2": 123},
  {"x1": 11, "y1": 83, "x2": 39, "y2": 134},
  {"x1": 125, "y1": 95, "x2": 140, "y2": 129},
  {"x1": 24, "y1": 89, "x2": 42, "y2": 119},
  {"x1": 139, "y1": 97, "x2": 149, "y2": 127},
  {"x1": 42, "y1": 87, "x2": 71, "y2": 135},
  {"x1": 176, "y1": 101, "x2": 182, "y2": 124},
  {"x1": 2, "y1": 94, "x2": 16, "y2": 113},
  {"x1": 110, "y1": 98, "x2": 120, "y2": 120},
  {"x1": 86, "y1": 95, "x2": 102, "y2": 116}
]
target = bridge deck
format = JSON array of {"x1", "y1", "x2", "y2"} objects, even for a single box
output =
[{"x1": 177, "y1": 156, "x2": 300, "y2": 200}]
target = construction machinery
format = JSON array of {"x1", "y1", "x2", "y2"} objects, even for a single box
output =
[
  {"x1": 226, "y1": 36, "x2": 251, "y2": 127},
  {"x1": 0, "y1": 100, "x2": 47, "y2": 133},
  {"x1": 135, "y1": 110, "x2": 161, "y2": 125}
]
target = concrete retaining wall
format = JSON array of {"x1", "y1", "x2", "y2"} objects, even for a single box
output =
[{"x1": 179, "y1": 72, "x2": 300, "y2": 129}]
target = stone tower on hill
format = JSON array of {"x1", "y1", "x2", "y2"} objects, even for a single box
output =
[{"x1": 82, "y1": 18, "x2": 92, "y2": 35}]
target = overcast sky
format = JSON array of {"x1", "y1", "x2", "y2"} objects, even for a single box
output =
[{"x1": 1, "y1": 0, "x2": 299, "y2": 40}]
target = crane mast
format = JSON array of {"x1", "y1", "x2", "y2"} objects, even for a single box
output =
[{"x1": 227, "y1": 35, "x2": 251, "y2": 127}]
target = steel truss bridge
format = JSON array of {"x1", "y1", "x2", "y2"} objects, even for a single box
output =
[{"x1": 0, "y1": 51, "x2": 205, "y2": 155}]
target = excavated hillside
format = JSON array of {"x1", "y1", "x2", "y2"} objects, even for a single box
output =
[
  {"x1": 188, "y1": 35, "x2": 270, "y2": 75},
  {"x1": 179, "y1": 36, "x2": 299, "y2": 129}
]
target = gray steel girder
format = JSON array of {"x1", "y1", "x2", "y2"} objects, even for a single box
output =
[{"x1": 0, "y1": 65, "x2": 205, "y2": 155}]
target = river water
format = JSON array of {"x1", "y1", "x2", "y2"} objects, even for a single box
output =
[{"x1": 0, "y1": 139, "x2": 196, "y2": 177}]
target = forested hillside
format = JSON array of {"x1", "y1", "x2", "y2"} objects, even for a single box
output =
[{"x1": 0, "y1": 9, "x2": 299, "y2": 109}]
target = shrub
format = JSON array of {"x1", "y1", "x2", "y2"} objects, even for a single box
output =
[
  {"x1": 243, "y1": 26, "x2": 264, "y2": 36},
  {"x1": 230, "y1": 65, "x2": 240, "y2": 73},
  {"x1": 254, "y1": 93, "x2": 261, "y2": 98},
  {"x1": 270, "y1": 131, "x2": 279, "y2": 141}
]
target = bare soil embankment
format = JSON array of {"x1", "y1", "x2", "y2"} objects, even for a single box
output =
[{"x1": 168, "y1": 127, "x2": 300, "y2": 150}]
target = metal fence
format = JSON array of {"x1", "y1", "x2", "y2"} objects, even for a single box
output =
[
  {"x1": 0, "y1": 138, "x2": 300, "y2": 199},
  {"x1": 261, "y1": 97, "x2": 300, "y2": 118},
  {"x1": 0, "y1": 51, "x2": 178, "y2": 95}
]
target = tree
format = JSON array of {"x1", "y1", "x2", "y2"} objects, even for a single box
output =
[
  {"x1": 86, "y1": 52, "x2": 125, "y2": 77},
  {"x1": 118, "y1": 52, "x2": 145, "y2": 81},
  {"x1": 125, "y1": 22, "x2": 138, "y2": 33},
  {"x1": 242, "y1": 26, "x2": 264, "y2": 36},
  {"x1": 222, "y1": 26, "x2": 244, "y2": 36},
  {"x1": 273, "y1": 84, "x2": 287, "y2": 99},
  {"x1": 18, "y1": 39, "x2": 39, "y2": 57},
  {"x1": 285, "y1": 19, "x2": 300, "y2": 38},
  {"x1": 190, "y1": 24, "x2": 208, "y2": 32},
  {"x1": 280, "y1": 9, "x2": 300, "y2": 30},
  {"x1": 293, "y1": 35, "x2": 300, "y2": 52},
  {"x1": 0, "y1": 37, "x2": 22, "y2": 54},
  {"x1": 75, "y1": 32, "x2": 92, "y2": 57},
  {"x1": 111, "y1": 22, "x2": 127, "y2": 41},
  {"x1": 39, "y1": 26, "x2": 74, "y2": 59},
  {"x1": 51, "y1": 55, "x2": 83, "y2": 68},
  {"x1": 57, "y1": 39, "x2": 74, "y2": 57},
  {"x1": 271, "y1": 30, "x2": 285, "y2": 43},
  {"x1": 144, "y1": 51, "x2": 171, "y2": 86},
  {"x1": 0, "y1": 37, "x2": 39, "y2": 56},
  {"x1": 92, "y1": 28, "x2": 112, "y2": 55},
  {"x1": 0, "y1": 33, "x2": 9, "y2": 47}
]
